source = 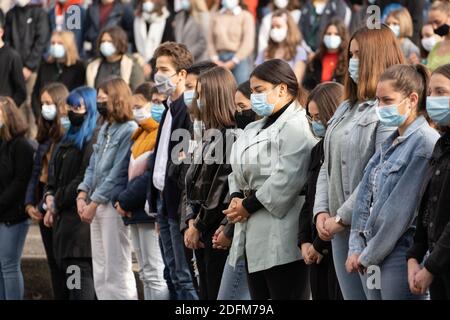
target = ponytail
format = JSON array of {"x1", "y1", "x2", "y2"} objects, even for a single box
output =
[{"x1": 379, "y1": 64, "x2": 430, "y2": 115}]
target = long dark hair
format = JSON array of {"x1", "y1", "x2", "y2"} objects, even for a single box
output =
[
  {"x1": 251, "y1": 59, "x2": 307, "y2": 105},
  {"x1": 36, "y1": 83, "x2": 68, "y2": 144},
  {"x1": 307, "y1": 18, "x2": 349, "y2": 77}
]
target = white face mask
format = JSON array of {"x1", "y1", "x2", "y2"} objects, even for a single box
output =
[
  {"x1": 15, "y1": 0, "x2": 30, "y2": 7},
  {"x1": 133, "y1": 103, "x2": 152, "y2": 123},
  {"x1": 323, "y1": 35, "x2": 342, "y2": 49},
  {"x1": 41, "y1": 104, "x2": 57, "y2": 121},
  {"x1": 421, "y1": 36, "x2": 438, "y2": 52},
  {"x1": 314, "y1": 2, "x2": 326, "y2": 15},
  {"x1": 389, "y1": 24, "x2": 401, "y2": 38},
  {"x1": 222, "y1": 0, "x2": 239, "y2": 10},
  {"x1": 270, "y1": 27, "x2": 288, "y2": 43},
  {"x1": 274, "y1": 0, "x2": 289, "y2": 9}
]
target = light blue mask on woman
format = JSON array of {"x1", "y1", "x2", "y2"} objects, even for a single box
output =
[
  {"x1": 375, "y1": 99, "x2": 410, "y2": 127},
  {"x1": 183, "y1": 90, "x2": 195, "y2": 107},
  {"x1": 426, "y1": 96, "x2": 450, "y2": 126},
  {"x1": 250, "y1": 87, "x2": 278, "y2": 117},
  {"x1": 151, "y1": 103, "x2": 165, "y2": 123},
  {"x1": 348, "y1": 58, "x2": 359, "y2": 84},
  {"x1": 312, "y1": 120, "x2": 326, "y2": 137}
]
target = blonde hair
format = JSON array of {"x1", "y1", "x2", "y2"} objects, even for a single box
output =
[
  {"x1": 387, "y1": 8, "x2": 414, "y2": 38},
  {"x1": 430, "y1": 0, "x2": 450, "y2": 14},
  {"x1": 266, "y1": 9, "x2": 302, "y2": 61},
  {"x1": 49, "y1": 30, "x2": 79, "y2": 67}
]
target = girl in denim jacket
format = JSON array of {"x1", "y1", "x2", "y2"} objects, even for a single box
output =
[
  {"x1": 346, "y1": 64, "x2": 440, "y2": 300},
  {"x1": 77, "y1": 78, "x2": 138, "y2": 300}
]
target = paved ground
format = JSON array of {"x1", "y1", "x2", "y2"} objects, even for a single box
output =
[{"x1": 22, "y1": 222, "x2": 143, "y2": 300}]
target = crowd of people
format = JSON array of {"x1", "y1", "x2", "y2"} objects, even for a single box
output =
[{"x1": 0, "y1": 0, "x2": 450, "y2": 301}]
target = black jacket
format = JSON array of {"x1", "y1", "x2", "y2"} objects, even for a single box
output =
[
  {"x1": 112, "y1": 149, "x2": 154, "y2": 225},
  {"x1": 302, "y1": 56, "x2": 344, "y2": 91},
  {"x1": 407, "y1": 132, "x2": 450, "y2": 275},
  {"x1": 31, "y1": 59, "x2": 86, "y2": 119},
  {"x1": 85, "y1": 0, "x2": 134, "y2": 55},
  {"x1": 0, "y1": 136, "x2": 35, "y2": 224},
  {"x1": 299, "y1": 0, "x2": 349, "y2": 51},
  {"x1": 184, "y1": 128, "x2": 235, "y2": 236},
  {"x1": 0, "y1": 44, "x2": 26, "y2": 106},
  {"x1": 147, "y1": 96, "x2": 192, "y2": 220},
  {"x1": 298, "y1": 139, "x2": 332, "y2": 255},
  {"x1": 24, "y1": 139, "x2": 52, "y2": 210},
  {"x1": 4, "y1": 5, "x2": 50, "y2": 72},
  {"x1": 45, "y1": 139, "x2": 94, "y2": 260}
]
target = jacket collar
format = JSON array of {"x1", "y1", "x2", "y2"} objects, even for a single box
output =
[{"x1": 382, "y1": 116, "x2": 428, "y2": 150}]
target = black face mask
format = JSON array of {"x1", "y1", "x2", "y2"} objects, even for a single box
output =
[
  {"x1": 68, "y1": 111, "x2": 86, "y2": 127},
  {"x1": 235, "y1": 109, "x2": 256, "y2": 129},
  {"x1": 434, "y1": 23, "x2": 450, "y2": 37},
  {"x1": 97, "y1": 102, "x2": 108, "y2": 117}
]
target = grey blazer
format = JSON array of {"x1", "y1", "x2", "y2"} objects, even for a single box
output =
[
  {"x1": 228, "y1": 102, "x2": 318, "y2": 273},
  {"x1": 174, "y1": 11, "x2": 208, "y2": 62}
]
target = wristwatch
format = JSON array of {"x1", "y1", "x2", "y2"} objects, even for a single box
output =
[{"x1": 335, "y1": 215, "x2": 347, "y2": 227}]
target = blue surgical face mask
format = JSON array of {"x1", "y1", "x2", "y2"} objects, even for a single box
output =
[
  {"x1": 151, "y1": 103, "x2": 165, "y2": 123},
  {"x1": 250, "y1": 86, "x2": 279, "y2": 117},
  {"x1": 348, "y1": 58, "x2": 359, "y2": 84},
  {"x1": 49, "y1": 43, "x2": 66, "y2": 59},
  {"x1": 375, "y1": 99, "x2": 410, "y2": 127},
  {"x1": 60, "y1": 116, "x2": 70, "y2": 130},
  {"x1": 312, "y1": 120, "x2": 326, "y2": 137},
  {"x1": 183, "y1": 90, "x2": 195, "y2": 107},
  {"x1": 41, "y1": 104, "x2": 57, "y2": 121},
  {"x1": 100, "y1": 41, "x2": 116, "y2": 57},
  {"x1": 196, "y1": 98, "x2": 203, "y2": 109},
  {"x1": 426, "y1": 96, "x2": 450, "y2": 126}
]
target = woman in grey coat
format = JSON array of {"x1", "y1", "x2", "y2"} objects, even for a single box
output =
[{"x1": 224, "y1": 59, "x2": 317, "y2": 300}]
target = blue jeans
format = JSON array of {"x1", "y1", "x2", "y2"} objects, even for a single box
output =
[
  {"x1": 156, "y1": 195, "x2": 198, "y2": 300},
  {"x1": 362, "y1": 233, "x2": 428, "y2": 300},
  {"x1": 217, "y1": 255, "x2": 251, "y2": 300},
  {"x1": 332, "y1": 229, "x2": 367, "y2": 300},
  {"x1": 218, "y1": 51, "x2": 251, "y2": 85},
  {"x1": 0, "y1": 220, "x2": 29, "y2": 300}
]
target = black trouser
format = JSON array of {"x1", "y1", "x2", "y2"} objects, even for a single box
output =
[
  {"x1": 246, "y1": 259, "x2": 310, "y2": 300},
  {"x1": 195, "y1": 232, "x2": 229, "y2": 300},
  {"x1": 310, "y1": 252, "x2": 343, "y2": 300},
  {"x1": 55, "y1": 258, "x2": 96, "y2": 300},
  {"x1": 430, "y1": 273, "x2": 450, "y2": 300},
  {"x1": 38, "y1": 221, "x2": 66, "y2": 300}
]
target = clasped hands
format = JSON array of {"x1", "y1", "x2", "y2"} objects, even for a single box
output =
[{"x1": 223, "y1": 198, "x2": 250, "y2": 224}]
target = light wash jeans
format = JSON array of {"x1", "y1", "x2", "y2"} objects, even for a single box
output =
[
  {"x1": 361, "y1": 233, "x2": 428, "y2": 300},
  {"x1": 218, "y1": 51, "x2": 251, "y2": 85},
  {"x1": 217, "y1": 255, "x2": 251, "y2": 300},
  {"x1": 156, "y1": 195, "x2": 198, "y2": 300},
  {"x1": 130, "y1": 223, "x2": 169, "y2": 300},
  {"x1": 0, "y1": 219, "x2": 29, "y2": 300},
  {"x1": 332, "y1": 229, "x2": 367, "y2": 300},
  {"x1": 90, "y1": 202, "x2": 137, "y2": 300}
]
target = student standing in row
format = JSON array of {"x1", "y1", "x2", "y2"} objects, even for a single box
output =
[
  {"x1": 77, "y1": 78, "x2": 138, "y2": 300},
  {"x1": 0, "y1": 97, "x2": 34, "y2": 300},
  {"x1": 313, "y1": 25, "x2": 403, "y2": 300},
  {"x1": 407, "y1": 63, "x2": 450, "y2": 300},
  {"x1": 225, "y1": 59, "x2": 317, "y2": 300},
  {"x1": 44, "y1": 86, "x2": 98, "y2": 300}
]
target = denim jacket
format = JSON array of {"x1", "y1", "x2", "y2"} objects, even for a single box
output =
[
  {"x1": 313, "y1": 99, "x2": 396, "y2": 224},
  {"x1": 78, "y1": 121, "x2": 137, "y2": 204},
  {"x1": 349, "y1": 116, "x2": 440, "y2": 267}
]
